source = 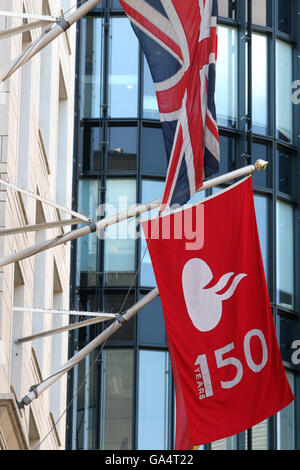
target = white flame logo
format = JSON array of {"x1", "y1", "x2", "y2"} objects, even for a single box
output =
[{"x1": 182, "y1": 258, "x2": 247, "y2": 332}]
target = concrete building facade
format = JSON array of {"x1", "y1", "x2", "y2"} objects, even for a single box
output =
[{"x1": 0, "y1": 0, "x2": 76, "y2": 450}]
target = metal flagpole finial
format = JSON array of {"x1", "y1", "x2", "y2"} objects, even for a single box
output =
[{"x1": 254, "y1": 159, "x2": 269, "y2": 171}]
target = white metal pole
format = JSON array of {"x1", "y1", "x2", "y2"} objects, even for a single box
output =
[
  {"x1": 15, "y1": 314, "x2": 117, "y2": 344},
  {"x1": 0, "y1": 161, "x2": 268, "y2": 269},
  {"x1": 0, "y1": 0, "x2": 104, "y2": 82},
  {"x1": 0, "y1": 199, "x2": 161, "y2": 268},
  {"x1": 0, "y1": 218, "x2": 83, "y2": 237},
  {"x1": 0, "y1": 21, "x2": 52, "y2": 41},
  {"x1": 13, "y1": 306, "x2": 113, "y2": 318},
  {"x1": 18, "y1": 288, "x2": 159, "y2": 408},
  {"x1": 0, "y1": 11, "x2": 56, "y2": 22},
  {"x1": 0, "y1": 178, "x2": 90, "y2": 222}
]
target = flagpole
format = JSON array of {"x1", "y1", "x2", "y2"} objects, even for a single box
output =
[
  {"x1": 0, "y1": 0, "x2": 104, "y2": 82},
  {"x1": 18, "y1": 288, "x2": 159, "y2": 409},
  {"x1": 0, "y1": 218, "x2": 83, "y2": 237},
  {"x1": 13, "y1": 306, "x2": 113, "y2": 318},
  {"x1": 16, "y1": 161, "x2": 269, "y2": 409},
  {"x1": 0, "y1": 177, "x2": 90, "y2": 222},
  {"x1": 15, "y1": 314, "x2": 117, "y2": 344},
  {"x1": 0, "y1": 160, "x2": 268, "y2": 269}
]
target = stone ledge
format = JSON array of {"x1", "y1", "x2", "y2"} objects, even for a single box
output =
[{"x1": 0, "y1": 393, "x2": 28, "y2": 450}]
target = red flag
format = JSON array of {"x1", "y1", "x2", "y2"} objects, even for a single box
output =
[{"x1": 141, "y1": 177, "x2": 294, "y2": 449}]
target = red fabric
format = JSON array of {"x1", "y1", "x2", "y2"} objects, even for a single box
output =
[{"x1": 142, "y1": 177, "x2": 294, "y2": 449}]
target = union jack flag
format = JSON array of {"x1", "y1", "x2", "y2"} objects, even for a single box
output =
[{"x1": 120, "y1": 0, "x2": 220, "y2": 209}]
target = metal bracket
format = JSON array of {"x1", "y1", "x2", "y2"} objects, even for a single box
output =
[
  {"x1": 29, "y1": 385, "x2": 39, "y2": 399},
  {"x1": 18, "y1": 395, "x2": 32, "y2": 409},
  {"x1": 56, "y1": 16, "x2": 70, "y2": 32},
  {"x1": 88, "y1": 221, "x2": 97, "y2": 233},
  {"x1": 115, "y1": 314, "x2": 127, "y2": 325},
  {"x1": 18, "y1": 384, "x2": 38, "y2": 409}
]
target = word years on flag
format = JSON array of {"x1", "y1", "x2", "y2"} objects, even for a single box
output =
[{"x1": 142, "y1": 177, "x2": 294, "y2": 449}]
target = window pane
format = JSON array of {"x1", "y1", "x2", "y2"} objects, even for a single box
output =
[
  {"x1": 72, "y1": 348, "x2": 99, "y2": 449},
  {"x1": 277, "y1": 148, "x2": 294, "y2": 196},
  {"x1": 141, "y1": 125, "x2": 167, "y2": 175},
  {"x1": 79, "y1": 17, "x2": 103, "y2": 119},
  {"x1": 109, "y1": 18, "x2": 139, "y2": 118},
  {"x1": 279, "y1": 315, "x2": 299, "y2": 364},
  {"x1": 252, "y1": 419, "x2": 268, "y2": 449},
  {"x1": 138, "y1": 294, "x2": 167, "y2": 346},
  {"x1": 104, "y1": 291, "x2": 135, "y2": 342},
  {"x1": 138, "y1": 350, "x2": 170, "y2": 449},
  {"x1": 77, "y1": 180, "x2": 99, "y2": 285},
  {"x1": 278, "y1": 371, "x2": 295, "y2": 449},
  {"x1": 80, "y1": 125, "x2": 102, "y2": 172},
  {"x1": 101, "y1": 349, "x2": 133, "y2": 449},
  {"x1": 104, "y1": 179, "x2": 137, "y2": 286},
  {"x1": 91, "y1": 1, "x2": 105, "y2": 11},
  {"x1": 143, "y1": 57, "x2": 159, "y2": 119},
  {"x1": 108, "y1": 125, "x2": 137, "y2": 171},
  {"x1": 76, "y1": 291, "x2": 98, "y2": 346},
  {"x1": 276, "y1": 40, "x2": 293, "y2": 142},
  {"x1": 254, "y1": 195, "x2": 269, "y2": 284},
  {"x1": 211, "y1": 435, "x2": 237, "y2": 450},
  {"x1": 74, "y1": 359, "x2": 86, "y2": 449},
  {"x1": 140, "y1": 180, "x2": 164, "y2": 287},
  {"x1": 276, "y1": 201, "x2": 294, "y2": 309},
  {"x1": 246, "y1": 0, "x2": 268, "y2": 27},
  {"x1": 218, "y1": 0, "x2": 236, "y2": 19},
  {"x1": 252, "y1": 142, "x2": 270, "y2": 188},
  {"x1": 214, "y1": 135, "x2": 236, "y2": 178},
  {"x1": 216, "y1": 26, "x2": 238, "y2": 128},
  {"x1": 252, "y1": 34, "x2": 268, "y2": 134},
  {"x1": 252, "y1": 0, "x2": 267, "y2": 26},
  {"x1": 277, "y1": 0, "x2": 292, "y2": 34},
  {"x1": 111, "y1": 0, "x2": 122, "y2": 10}
]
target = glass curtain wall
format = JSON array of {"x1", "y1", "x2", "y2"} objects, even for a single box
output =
[{"x1": 67, "y1": 0, "x2": 300, "y2": 450}]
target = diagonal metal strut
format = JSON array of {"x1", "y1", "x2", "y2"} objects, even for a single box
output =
[
  {"x1": 0, "y1": 0, "x2": 105, "y2": 82},
  {"x1": 0, "y1": 160, "x2": 268, "y2": 269},
  {"x1": 0, "y1": 177, "x2": 90, "y2": 222},
  {"x1": 18, "y1": 288, "x2": 159, "y2": 408}
]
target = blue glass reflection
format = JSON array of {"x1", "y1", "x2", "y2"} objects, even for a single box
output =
[
  {"x1": 79, "y1": 17, "x2": 103, "y2": 118},
  {"x1": 276, "y1": 40, "x2": 293, "y2": 143},
  {"x1": 276, "y1": 201, "x2": 294, "y2": 309},
  {"x1": 138, "y1": 350, "x2": 169, "y2": 450},
  {"x1": 215, "y1": 26, "x2": 238, "y2": 127},
  {"x1": 109, "y1": 18, "x2": 139, "y2": 118},
  {"x1": 140, "y1": 180, "x2": 164, "y2": 287},
  {"x1": 76, "y1": 180, "x2": 99, "y2": 282},
  {"x1": 141, "y1": 126, "x2": 167, "y2": 175},
  {"x1": 104, "y1": 179, "x2": 137, "y2": 275},
  {"x1": 109, "y1": 126, "x2": 137, "y2": 170},
  {"x1": 252, "y1": 34, "x2": 268, "y2": 135},
  {"x1": 254, "y1": 194, "x2": 269, "y2": 285},
  {"x1": 143, "y1": 58, "x2": 159, "y2": 119}
]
